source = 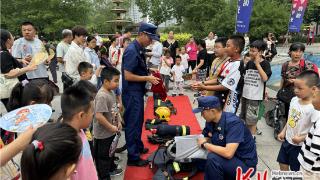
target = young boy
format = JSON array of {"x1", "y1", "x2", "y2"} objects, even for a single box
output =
[
  {"x1": 61, "y1": 84, "x2": 98, "y2": 180},
  {"x1": 171, "y1": 55, "x2": 185, "y2": 96},
  {"x1": 277, "y1": 70, "x2": 318, "y2": 171},
  {"x1": 78, "y1": 61, "x2": 94, "y2": 81},
  {"x1": 240, "y1": 40, "x2": 272, "y2": 138},
  {"x1": 179, "y1": 47, "x2": 189, "y2": 73},
  {"x1": 298, "y1": 74, "x2": 320, "y2": 178},
  {"x1": 94, "y1": 66, "x2": 123, "y2": 179},
  {"x1": 204, "y1": 37, "x2": 229, "y2": 96},
  {"x1": 192, "y1": 35, "x2": 245, "y2": 113}
]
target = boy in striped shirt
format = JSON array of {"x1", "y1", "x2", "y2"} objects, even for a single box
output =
[{"x1": 298, "y1": 75, "x2": 320, "y2": 179}]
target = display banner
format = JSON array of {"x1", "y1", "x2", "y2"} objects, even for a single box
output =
[
  {"x1": 288, "y1": 0, "x2": 308, "y2": 32},
  {"x1": 236, "y1": 0, "x2": 254, "y2": 33}
]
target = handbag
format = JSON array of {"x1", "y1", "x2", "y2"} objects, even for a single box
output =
[
  {"x1": 276, "y1": 86, "x2": 295, "y2": 104},
  {"x1": 0, "y1": 73, "x2": 19, "y2": 99},
  {"x1": 61, "y1": 72, "x2": 74, "y2": 87},
  {"x1": 0, "y1": 138, "x2": 20, "y2": 180}
]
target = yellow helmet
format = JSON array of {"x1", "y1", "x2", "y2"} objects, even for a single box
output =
[{"x1": 155, "y1": 107, "x2": 171, "y2": 121}]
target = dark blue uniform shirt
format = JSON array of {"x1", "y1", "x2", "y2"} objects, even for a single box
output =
[
  {"x1": 202, "y1": 112, "x2": 258, "y2": 167},
  {"x1": 122, "y1": 40, "x2": 148, "y2": 93}
]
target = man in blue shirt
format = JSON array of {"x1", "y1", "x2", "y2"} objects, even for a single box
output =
[
  {"x1": 193, "y1": 96, "x2": 257, "y2": 180},
  {"x1": 122, "y1": 23, "x2": 160, "y2": 166}
]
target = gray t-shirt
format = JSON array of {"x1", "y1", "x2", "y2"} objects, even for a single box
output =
[
  {"x1": 93, "y1": 88, "x2": 117, "y2": 139},
  {"x1": 12, "y1": 37, "x2": 48, "y2": 79}
]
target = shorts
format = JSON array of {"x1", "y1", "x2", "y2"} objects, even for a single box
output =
[
  {"x1": 277, "y1": 139, "x2": 301, "y2": 171},
  {"x1": 196, "y1": 69, "x2": 207, "y2": 81},
  {"x1": 240, "y1": 98, "x2": 261, "y2": 126}
]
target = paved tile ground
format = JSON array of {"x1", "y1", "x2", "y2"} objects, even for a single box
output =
[{"x1": 1, "y1": 43, "x2": 318, "y2": 180}]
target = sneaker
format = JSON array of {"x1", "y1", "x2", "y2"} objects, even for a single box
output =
[
  {"x1": 256, "y1": 128, "x2": 262, "y2": 135},
  {"x1": 172, "y1": 94, "x2": 177, "y2": 97},
  {"x1": 127, "y1": 159, "x2": 149, "y2": 167},
  {"x1": 179, "y1": 93, "x2": 184, "y2": 96},
  {"x1": 110, "y1": 168, "x2": 123, "y2": 176}
]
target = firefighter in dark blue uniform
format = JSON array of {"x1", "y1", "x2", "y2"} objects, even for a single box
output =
[
  {"x1": 122, "y1": 23, "x2": 160, "y2": 166},
  {"x1": 193, "y1": 96, "x2": 258, "y2": 180}
]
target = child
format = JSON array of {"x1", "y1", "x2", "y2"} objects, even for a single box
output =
[
  {"x1": 192, "y1": 35, "x2": 245, "y2": 113},
  {"x1": 73, "y1": 80, "x2": 98, "y2": 157},
  {"x1": 298, "y1": 75, "x2": 320, "y2": 179},
  {"x1": 94, "y1": 66, "x2": 123, "y2": 179},
  {"x1": 179, "y1": 47, "x2": 189, "y2": 73},
  {"x1": 171, "y1": 55, "x2": 185, "y2": 96},
  {"x1": 61, "y1": 85, "x2": 98, "y2": 180},
  {"x1": 78, "y1": 61, "x2": 94, "y2": 81},
  {"x1": 7, "y1": 79, "x2": 55, "y2": 111},
  {"x1": 240, "y1": 40, "x2": 272, "y2": 138},
  {"x1": 159, "y1": 49, "x2": 173, "y2": 92},
  {"x1": 277, "y1": 70, "x2": 319, "y2": 171},
  {"x1": 1, "y1": 79, "x2": 55, "y2": 150},
  {"x1": 205, "y1": 37, "x2": 229, "y2": 96},
  {"x1": 21, "y1": 123, "x2": 82, "y2": 180}
]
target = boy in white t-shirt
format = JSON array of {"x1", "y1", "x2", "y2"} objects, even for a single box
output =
[
  {"x1": 179, "y1": 47, "x2": 189, "y2": 73},
  {"x1": 298, "y1": 76, "x2": 320, "y2": 179},
  {"x1": 277, "y1": 70, "x2": 319, "y2": 171},
  {"x1": 191, "y1": 35, "x2": 245, "y2": 113},
  {"x1": 171, "y1": 56, "x2": 185, "y2": 96}
]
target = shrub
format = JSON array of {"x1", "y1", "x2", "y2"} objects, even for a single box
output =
[{"x1": 160, "y1": 33, "x2": 193, "y2": 47}]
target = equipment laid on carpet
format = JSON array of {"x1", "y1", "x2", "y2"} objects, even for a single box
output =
[
  {"x1": 154, "y1": 99, "x2": 177, "y2": 118},
  {"x1": 148, "y1": 135, "x2": 207, "y2": 180},
  {"x1": 145, "y1": 118, "x2": 168, "y2": 130},
  {"x1": 124, "y1": 96, "x2": 204, "y2": 180},
  {"x1": 148, "y1": 124, "x2": 190, "y2": 144}
]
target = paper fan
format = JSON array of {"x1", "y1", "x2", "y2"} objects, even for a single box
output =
[
  {"x1": 0, "y1": 104, "x2": 52, "y2": 132},
  {"x1": 31, "y1": 52, "x2": 49, "y2": 65}
]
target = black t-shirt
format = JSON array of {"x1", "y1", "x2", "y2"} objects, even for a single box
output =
[
  {"x1": 197, "y1": 49, "x2": 207, "y2": 70},
  {"x1": 162, "y1": 40, "x2": 179, "y2": 59},
  {"x1": 0, "y1": 50, "x2": 26, "y2": 81}
]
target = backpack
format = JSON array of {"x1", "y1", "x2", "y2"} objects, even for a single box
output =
[
  {"x1": 277, "y1": 59, "x2": 318, "y2": 104},
  {"x1": 148, "y1": 140, "x2": 199, "y2": 180}
]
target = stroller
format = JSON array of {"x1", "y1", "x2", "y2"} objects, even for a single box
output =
[{"x1": 264, "y1": 98, "x2": 287, "y2": 140}]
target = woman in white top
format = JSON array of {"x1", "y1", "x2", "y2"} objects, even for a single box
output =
[{"x1": 84, "y1": 35, "x2": 100, "y2": 87}]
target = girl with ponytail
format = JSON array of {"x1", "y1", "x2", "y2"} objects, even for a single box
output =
[{"x1": 21, "y1": 123, "x2": 82, "y2": 180}]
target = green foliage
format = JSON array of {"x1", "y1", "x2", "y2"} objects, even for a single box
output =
[
  {"x1": 135, "y1": 0, "x2": 174, "y2": 25},
  {"x1": 1, "y1": 0, "x2": 92, "y2": 39},
  {"x1": 1, "y1": 0, "x2": 132, "y2": 40},
  {"x1": 304, "y1": 0, "x2": 320, "y2": 24},
  {"x1": 160, "y1": 33, "x2": 192, "y2": 47},
  {"x1": 249, "y1": 0, "x2": 291, "y2": 39}
]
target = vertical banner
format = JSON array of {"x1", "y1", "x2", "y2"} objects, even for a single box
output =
[
  {"x1": 236, "y1": 0, "x2": 254, "y2": 33},
  {"x1": 288, "y1": 0, "x2": 308, "y2": 32}
]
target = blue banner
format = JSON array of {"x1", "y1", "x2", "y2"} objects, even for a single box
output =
[
  {"x1": 236, "y1": 0, "x2": 254, "y2": 33},
  {"x1": 288, "y1": 0, "x2": 308, "y2": 32}
]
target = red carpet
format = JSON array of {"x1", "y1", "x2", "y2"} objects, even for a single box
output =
[{"x1": 124, "y1": 96, "x2": 204, "y2": 180}]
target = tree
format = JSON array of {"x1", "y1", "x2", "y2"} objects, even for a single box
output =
[
  {"x1": 249, "y1": 0, "x2": 291, "y2": 39},
  {"x1": 1, "y1": 0, "x2": 92, "y2": 39},
  {"x1": 135, "y1": 0, "x2": 175, "y2": 26}
]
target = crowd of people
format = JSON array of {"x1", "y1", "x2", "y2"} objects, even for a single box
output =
[{"x1": 0, "y1": 20, "x2": 320, "y2": 180}]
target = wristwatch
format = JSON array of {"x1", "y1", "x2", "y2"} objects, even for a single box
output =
[{"x1": 201, "y1": 142, "x2": 208, "y2": 149}]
